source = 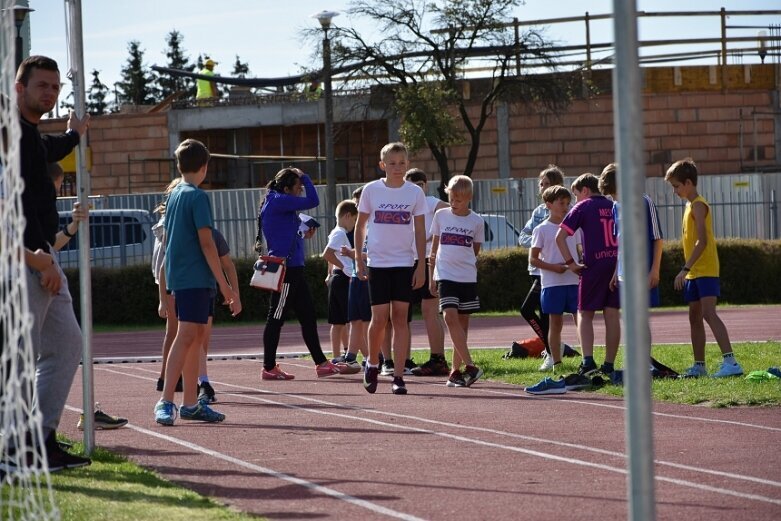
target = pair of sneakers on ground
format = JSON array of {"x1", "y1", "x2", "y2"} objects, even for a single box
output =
[
  {"x1": 154, "y1": 380, "x2": 223, "y2": 426},
  {"x1": 446, "y1": 365, "x2": 484, "y2": 388},
  {"x1": 261, "y1": 360, "x2": 342, "y2": 380},
  {"x1": 1, "y1": 431, "x2": 92, "y2": 477}
]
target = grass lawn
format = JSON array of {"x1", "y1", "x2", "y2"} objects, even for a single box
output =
[{"x1": 420, "y1": 341, "x2": 781, "y2": 407}]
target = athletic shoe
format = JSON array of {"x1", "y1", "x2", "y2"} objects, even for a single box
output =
[
  {"x1": 538, "y1": 352, "x2": 554, "y2": 371},
  {"x1": 262, "y1": 365, "x2": 295, "y2": 380},
  {"x1": 391, "y1": 377, "x2": 408, "y2": 395},
  {"x1": 525, "y1": 377, "x2": 567, "y2": 395},
  {"x1": 198, "y1": 381, "x2": 216, "y2": 403},
  {"x1": 679, "y1": 364, "x2": 708, "y2": 379},
  {"x1": 463, "y1": 365, "x2": 483, "y2": 387},
  {"x1": 410, "y1": 356, "x2": 450, "y2": 376},
  {"x1": 316, "y1": 361, "x2": 341, "y2": 378},
  {"x1": 563, "y1": 373, "x2": 591, "y2": 391},
  {"x1": 599, "y1": 363, "x2": 615, "y2": 376},
  {"x1": 403, "y1": 359, "x2": 418, "y2": 375},
  {"x1": 380, "y1": 359, "x2": 395, "y2": 376},
  {"x1": 336, "y1": 360, "x2": 362, "y2": 375},
  {"x1": 180, "y1": 402, "x2": 225, "y2": 423},
  {"x1": 446, "y1": 371, "x2": 466, "y2": 387},
  {"x1": 46, "y1": 442, "x2": 91, "y2": 470},
  {"x1": 577, "y1": 359, "x2": 599, "y2": 377},
  {"x1": 711, "y1": 361, "x2": 744, "y2": 378},
  {"x1": 156, "y1": 377, "x2": 183, "y2": 392},
  {"x1": 331, "y1": 355, "x2": 346, "y2": 364},
  {"x1": 78, "y1": 404, "x2": 128, "y2": 430},
  {"x1": 154, "y1": 399, "x2": 177, "y2": 426},
  {"x1": 768, "y1": 367, "x2": 781, "y2": 378},
  {"x1": 363, "y1": 365, "x2": 379, "y2": 394}
]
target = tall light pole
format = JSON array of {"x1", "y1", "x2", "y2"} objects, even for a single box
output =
[
  {"x1": 313, "y1": 10, "x2": 339, "y2": 225},
  {"x1": 11, "y1": 3, "x2": 34, "y2": 69}
]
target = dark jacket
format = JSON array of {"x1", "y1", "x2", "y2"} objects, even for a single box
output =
[{"x1": 20, "y1": 117, "x2": 79, "y2": 252}]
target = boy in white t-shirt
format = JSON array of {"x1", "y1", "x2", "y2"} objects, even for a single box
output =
[
  {"x1": 429, "y1": 175, "x2": 485, "y2": 388},
  {"x1": 321, "y1": 200, "x2": 358, "y2": 361},
  {"x1": 354, "y1": 142, "x2": 427, "y2": 395},
  {"x1": 525, "y1": 186, "x2": 581, "y2": 395}
]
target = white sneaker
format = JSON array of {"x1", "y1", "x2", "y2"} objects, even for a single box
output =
[{"x1": 538, "y1": 352, "x2": 554, "y2": 371}]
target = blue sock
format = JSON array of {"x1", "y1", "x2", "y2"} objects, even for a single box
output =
[
  {"x1": 198, "y1": 376, "x2": 209, "y2": 385},
  {"x1": 695, "y1": 360, "x2": 706, "y2": 367}
]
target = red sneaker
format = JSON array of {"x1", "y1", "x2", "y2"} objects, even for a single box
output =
[
  {"x1": 316, "y1": 361, "x2": 340, "y2": 378},
  {"x1": 262, "y1": 365, "x2": 295, "y2": 380}
]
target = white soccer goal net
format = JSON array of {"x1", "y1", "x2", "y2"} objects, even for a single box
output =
[{"x1": 0, "y1": 0, "x2": 59, "y2": 519}]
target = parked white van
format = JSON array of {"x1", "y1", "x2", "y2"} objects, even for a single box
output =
[
  {"x1": 480, "y1": 214, "x2": 520, "y2": 251},
  {"x1": 56, "y1": 209, "x2": 154, "y2": 268}
]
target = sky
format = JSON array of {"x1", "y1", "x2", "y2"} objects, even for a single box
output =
[{"x1": 21, "y1": 0, "x2": 781, "y2": 109}]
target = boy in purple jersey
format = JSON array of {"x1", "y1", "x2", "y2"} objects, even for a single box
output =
[{"x1": 555, "y1": 173, "x2": 620, "y2": 376}]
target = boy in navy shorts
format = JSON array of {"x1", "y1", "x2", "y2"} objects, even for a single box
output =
[
  {"x1": 322, "y1": 200, "x2": 358, "y2": 361},
  {"x1": 154, "y1": 139, "x2": 239, "y2": 426},
  {"x1": 556, "y1": 173, "x2": 620, "y2": 377},
  {"x1": 354, "y1": 142, "x2": 427, "y2": 395},
  {"x1": 429, "y1": 175, "x2": 485, "y2": 388}
]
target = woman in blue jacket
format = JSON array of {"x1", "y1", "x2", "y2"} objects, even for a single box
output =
[{"x1": 258, "y1": 167, "x2": 340, "y2": 380}]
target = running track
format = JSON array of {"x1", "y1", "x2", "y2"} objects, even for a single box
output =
[{"x1": 58, "y1": 306, "x2": 781, "y2": 520}]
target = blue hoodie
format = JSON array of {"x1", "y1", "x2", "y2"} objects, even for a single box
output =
[{"x1": 260, "y1": 174, "x2": 319, "y2": 267}]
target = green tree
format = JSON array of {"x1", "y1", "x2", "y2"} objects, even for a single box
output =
[
  {"x1": 158, "y1": 30, "x2": 195, "y2": 98},
  {"x1": 117, "y1": 40, "x2": 158, "y2": 106},
  {"x1": 320, "y1": 0, "x2": 573, "y2": 194},
  {"x1": 86, "y1": 69, "x2": 110, "y2": 115}
]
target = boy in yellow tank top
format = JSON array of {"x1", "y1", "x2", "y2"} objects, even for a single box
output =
[{"x1": 665, "y1": 159, "x2": 743, "y2": 378}]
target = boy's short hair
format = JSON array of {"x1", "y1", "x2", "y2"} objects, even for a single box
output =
[
  {"x1": 665, "y1": 158, "x2": 698, "y2": 185},
  {"x1": 352, "y1": 185, "x2": 364, "y2": 203},
  {"x1": 571, "y1": 173, "x2": 599, "y2": 193},
  {"x1": 404, "y1": 168, "x2": 427, "y2": 184},
  {"x1": 445, "y1": 174, "x2": 473, "y2": 195},
  {"x1": 380, "y1": 142, "x2": 408, "y2": 162},
  {"x1": 175, "y1": 139, "x2": 210, "y2": 174},
  {"x1": 16, "y1": 55, "x2": 59, "y2": 86},
  {"x1": 336, "y1": 199, "x2": 358, "y2": 218},
  {"x1": 598, "y1": 163, "x2": 617, "y2": 196},
  {"x1": 540, "y1": 164, "x2": 564, "y2": 186},
  {"x1": 541, "y1": 185, "x2": 572, "y2": 204}
]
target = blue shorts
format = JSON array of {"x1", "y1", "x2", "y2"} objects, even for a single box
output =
[
  {"x1": 173, "y1": 288, "x2": 215, "y2": 324},
  {"x1": 541, "y1": 285, "x2": 578, "y2": 315},
  {"x1": 683, "y1": 277, "x2": 720, "y2": 303},
  {"x1": 347, "y1": 277, "x2": 372, "y2": 322}
]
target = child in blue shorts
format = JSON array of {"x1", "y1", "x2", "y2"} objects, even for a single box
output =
[{"x1": 525, "y1": 186, "x2": 581, "y2": 395}]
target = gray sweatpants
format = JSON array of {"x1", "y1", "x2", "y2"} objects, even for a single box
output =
[{"x1": 25, "y1": 259, "x2": 82, "y2": 438}]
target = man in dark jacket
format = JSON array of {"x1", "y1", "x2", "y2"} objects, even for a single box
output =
[{"x1": 16, "y1": 55, "x2": 91, "y2": 471}]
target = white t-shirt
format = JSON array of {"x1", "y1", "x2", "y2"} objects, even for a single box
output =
[
  {"x1": 431, "y1": 209, "x2": 484, "y2": 283},
  {"x1": 531, "y1": 219, "x2": 581, "y2": 288},
  {"x1": 358, "y1": 179, "x2": 427, "y2": 268},
  {"x1": 410, "y1": 195, "x2": 445, "y2": 259},
  {"x1": 325, "y1": 225, "x2": 354, "y2": 277}
]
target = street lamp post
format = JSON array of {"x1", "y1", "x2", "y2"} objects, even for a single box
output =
[
  {"x1": 313, "y1": 10, "x2": 339, "y2": 225},
  {"x1": 11, "y1": 4, "x2": 34, "y2": 69}
]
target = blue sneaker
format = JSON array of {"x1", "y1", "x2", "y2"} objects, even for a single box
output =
[
  {"x1": 525, "y1": 377, "x2": 567, "y2": 395},
  {"x1": 679, "y1": 364, "x2": 708, "y2": 379},
  {"x1": 363, "y1": 365, "x2": 379, "y2": 394},
  {"x1": 154, "y1": 399, "x2": 177, "y2": 426},
  {"x1": 179, "y1": 402, "x2": 225, "y2": 422},
  {"x1": 712, "y1": 361, "x2": 744, "y2": 378}
]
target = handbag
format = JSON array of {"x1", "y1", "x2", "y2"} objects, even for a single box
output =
[{"x1": 250, "y1": 255, "x2": 286, "y2": 292}]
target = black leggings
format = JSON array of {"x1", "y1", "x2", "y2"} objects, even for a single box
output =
[
  {"x1": 520, "y1": 275, "x2": 550, "y2": 353},
  {"x1": 263, "y1": 266, "x2": 328, "y2": 369}
]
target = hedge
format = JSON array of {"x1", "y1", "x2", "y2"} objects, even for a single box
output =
[{"x1": 64, "y1": 239, "x2": 781, "y2": 326}]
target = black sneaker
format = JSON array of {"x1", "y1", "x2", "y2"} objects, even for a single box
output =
[
  {"x1": 45, "y1": 432, "x2": 90, "y2": 470},
  {"x1": 446, "y1": 371, "x2": 466, "y2": 387},
  {"x1": 380, "y1": 359, "x2": 395, "y2": 376},
  {"x1": 599, "y1": 363, "x2": 615, "y2": 376},
  {"x1": 577, "y1": 359, "x2": 599, "y2": 377},
  {"x1": 198, "y1": 381, "x2": 216, "y2": 403},
  {"x1": 403, "y1": 359, "x2": 418, "y2": 375},
  {"x1": 363, "y1": 365, "x2": 379, "y2": 394},
  {"x1": 391, "y1": 377, "x2": 407, "y2": 395},
  {"x1": 563, "y1": 373, "x2": 591, "y2": 391},
  {"x1": 411, "y1": 356, "x2": 450, "y2": 377},
  {"x1": 463, "y1": 365, "x2": 484, "y2": 387}
]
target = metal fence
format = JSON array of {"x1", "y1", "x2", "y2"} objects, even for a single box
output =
[{"x1": 56, "y1": 172, "x2": 780, "y2": 266}]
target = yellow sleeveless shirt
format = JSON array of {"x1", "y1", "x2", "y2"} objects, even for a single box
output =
[{"x1": 682, "y1": 195, "x2": 719, "y2": 278}]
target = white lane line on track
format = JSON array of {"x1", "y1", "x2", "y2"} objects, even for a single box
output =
[
  {"x1": 123, "y1": 364, "x2": 781, "y2": 489},
  {"x1": 283, "y1": 359, "x2": 781, "y2": 433},
  {"x1": 62, "y1": 405, "x2": 427, "y2": 521},
  {"x1": 97, "y1": 366, "x2": 781, "y2": 506}
]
